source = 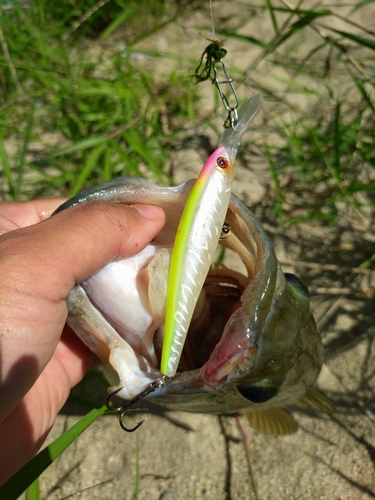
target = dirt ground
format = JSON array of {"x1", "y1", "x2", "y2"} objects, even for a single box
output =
[
  {"x1": 16, "y1": 1, "x2": 375, "y2": 499},
  {"x1": 33, "y1": 163, "x2": 375, "y2": 500}
]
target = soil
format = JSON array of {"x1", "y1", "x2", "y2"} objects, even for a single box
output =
[{"x1": 16, "y1": 1, "x2": 375, "y2": 499}]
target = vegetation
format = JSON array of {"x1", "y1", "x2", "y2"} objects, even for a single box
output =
[
  {"x1": 0, "y1": 0, "x2": 374, "y2": 497},
  {"x1": 1, "y1": 0, "x2": 374, "y2": 225}
]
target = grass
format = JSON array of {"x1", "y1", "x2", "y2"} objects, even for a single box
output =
[
  {"x1": 0, "y1": 0, "x2": 200, "y2": 200},
  {"x1": 0, "y1": 403, "x2": 110, "y2": 500},
  {"x1": 1, "y1": 1, "x2": 373, "y2": 221},
  {"x1": 0, "y1": 0, "x2": 374, "y2": 498}
]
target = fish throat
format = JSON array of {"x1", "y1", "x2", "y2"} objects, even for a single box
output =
[{"x1": 174, "y1": 264, "x2": 247, "y2": 373}]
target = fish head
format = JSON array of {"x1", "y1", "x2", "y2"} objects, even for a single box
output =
[{"x1": 56, "y1": 176, "x2": 323, "y2": 414}]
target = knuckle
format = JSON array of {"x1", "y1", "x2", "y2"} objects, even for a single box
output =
[{"x1": 73, "y1": 201, "x2": 134, "y2": 236}]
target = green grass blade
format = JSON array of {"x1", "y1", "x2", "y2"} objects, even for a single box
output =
[
  {"x1": 101, "y1": 5, "x2": 133, "y2": 39},
  {"x1": 134, "y1": 438, "x2": 140, "y2": 500},
  {"x1": 349, "y1": 70, "x2": 375, "y2": 113},
  {"x1": 265, "y1": 0, "x2": 279, "y2": 35},
  {"x1": 0, "y1": 129, "x2": 15, "y2": 198},
  {"x1": 247, "y1": 9, "x2": 331, "y2": 71},
  {"x1": 0, "y1": 405, "x2": 109, "y2": 500},
  {"x1": 47, "y1": 135, "x2": 109, "y2": 158},
  {"x1": 69, "y1": 142, "x2": 107, "y2": 196},
  {"x1": 351, "y1": 0, "x2": 375, "y2": 14},
  {"x1": 110, "y1": 139, "x2": 143, "y2": 177},
  {"x1": 26, "y1": 478, "x2": 39, "y2": 500},
  {"x1": 103, "y1": 146, "x2": 113, "y2": 181},
  {"x1": 359, "y1": 253, "x2": 375, "y2": 269},
  {"x1": 264, "y1": 142, "x2": 284, "y2": 223},
  {"x1": 216, "y1": 29, "x2": 267, "y2": 48},
  {"x1": 122, "y1": 128, "x2": 162, "y2": 178},
  {"x1": 128, "y1": 13, "x2": 179, "y2": 47},
  {"x1": 333, "y1": 103, "x2": 341, "y2": 176},
  {"x1": 274, "y1": 10, "x2": 332, "y2": 48},
  {"x1": 328, "y1": 28, "x2": 375, "y2": 50}
]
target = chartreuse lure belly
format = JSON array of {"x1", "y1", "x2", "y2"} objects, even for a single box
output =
[{"x1": 161, "y1": 95, "x2": 263, "y2": 377}]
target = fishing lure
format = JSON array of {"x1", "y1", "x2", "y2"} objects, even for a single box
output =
[{"x1": 161, "y1": 94, "x2": 263, "y2": 377}]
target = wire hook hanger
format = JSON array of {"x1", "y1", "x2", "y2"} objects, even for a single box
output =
[
  {"x1": 213, "y1": 61, "x2": 240, "y2": 129},
  {"x1": 190, "y1": 0, "x2": 240, "y2": 129}
]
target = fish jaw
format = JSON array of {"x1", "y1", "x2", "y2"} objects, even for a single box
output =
[
  {"x1": 198, "y1": 198, "x2": 279, "y2": 388},
  {"x1": 149, "y1": 262, "x2": 323, "y2": 414}
]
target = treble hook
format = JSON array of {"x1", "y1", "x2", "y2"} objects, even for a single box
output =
[
  {"x1": 106, "y1": 376, "x2": 170, "y2": 432},
  {"x1": 213, "y1": 61, "x2": 240, "y2": 129}
]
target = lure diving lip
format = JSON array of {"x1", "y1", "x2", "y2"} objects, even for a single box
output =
[{"x1": 160, "y1": 94, "x2": 262, "y2": 377}]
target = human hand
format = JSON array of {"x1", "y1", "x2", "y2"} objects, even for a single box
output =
[{"x1": 0, "y1": 198, "x2": 165, "y2": 484}]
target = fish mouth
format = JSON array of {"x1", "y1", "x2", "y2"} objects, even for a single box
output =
[
  {"x1": 150, "y1": 201, "x2": 264, "y2": 395},
  {"x1": 146, "y1": 197, "x2": 275, "y2": 396},
  {"x1": 171, "y1": 265, "x2": 246, "y2": 374},
  {"x1": 63, "y1": 178, "x2": 279, "y2": 401},
  {"x1": 143, "y1": 200, "x2": 272, "y2": 396},
  {"x1": 61, "y1": 177, "x2": 323, "y2": 412},
  {"x1": 100, "y1": 201, "x2": 262, "y2": 394}
]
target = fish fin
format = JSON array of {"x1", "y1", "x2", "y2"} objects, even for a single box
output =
[
  {"x1": 243, "y1": 407, "x2": 298, "y2": 435},
  {"x1": 297, "y1": 389, "x2": 336, "y2": 413}
]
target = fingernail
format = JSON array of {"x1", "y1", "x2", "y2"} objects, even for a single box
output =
[{"x1": 131, "y1": 204, "x2": 163, "y2": 220}]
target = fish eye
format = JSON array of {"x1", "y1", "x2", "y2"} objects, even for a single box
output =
[
  {"x1": 217, "y1": 156, "x2": 229, "y2": 169},
  {"x1": 237, "y1": 382, "x2": 278, "y2": 404},
  {"x1": 284, "y1": 273, "x2": 309, "y2": 299}
]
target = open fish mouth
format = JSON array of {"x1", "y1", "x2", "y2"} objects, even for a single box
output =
[
  {"x1": 172, "y1": 265, "x2": 246, "y2": 374},
  {"x1": 57, "y1": 176, "x2": 323, "y2": 415}
]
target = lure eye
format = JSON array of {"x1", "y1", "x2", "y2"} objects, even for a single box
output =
[{"x1": 217, "y1": 156, "x2": 229, "y2": 169}]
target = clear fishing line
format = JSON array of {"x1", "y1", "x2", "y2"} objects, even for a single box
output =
[{"x1": 210, "y1": 0, "x2": 216, "y2": 39}]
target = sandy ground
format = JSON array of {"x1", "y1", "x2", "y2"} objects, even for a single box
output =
[
  {"x1": 15, "y1": 1, "x2": 375, "y2": 499},
  {"x1": 30, "y1": 160, "x2": 375, "y2": 500}
]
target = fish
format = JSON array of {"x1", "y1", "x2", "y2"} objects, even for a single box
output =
[{"x1": 56, "y1": 175, "x2": 332, "y2": 435}]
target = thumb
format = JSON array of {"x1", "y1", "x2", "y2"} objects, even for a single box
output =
[{"x1": 1, "y1": 201, "x2": 166, "y2": 301}]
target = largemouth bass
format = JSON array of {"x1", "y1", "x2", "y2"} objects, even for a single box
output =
[{"x1": 56, "y1": 177, "x2": 330, "y2": 435}]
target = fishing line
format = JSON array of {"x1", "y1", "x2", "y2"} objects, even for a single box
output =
[{"x1": 209, "y1": 0, "x2": 216, "y2": 39}]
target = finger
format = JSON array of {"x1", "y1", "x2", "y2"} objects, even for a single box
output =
[{"x1": 1, "y1": 201, "x2": 166, "y2": 300}]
